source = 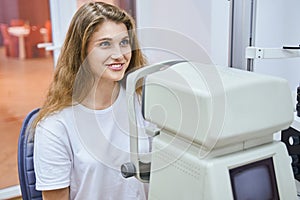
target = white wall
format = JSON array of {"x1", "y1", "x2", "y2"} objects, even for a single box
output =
[
  {"x1": 136, "y1": 0, "x2": 231, "y2": 67},
  {"x1": 136, "y1": 0, "x2": 300, "y2": 95},
  {"x1": 253, "y1": 0, "x2": 300, "y2": 92}
]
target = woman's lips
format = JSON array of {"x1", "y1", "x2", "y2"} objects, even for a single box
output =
[{"x1": 107, "y1": 63, "x2": 124, "y2": 71}]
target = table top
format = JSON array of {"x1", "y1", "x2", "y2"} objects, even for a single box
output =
[
  {"x1": 39, "y1": 27, "x2": 47, "y2": 34},
  {"x1": 7, "y1": 26, "x2": 30, "y2": 37}
]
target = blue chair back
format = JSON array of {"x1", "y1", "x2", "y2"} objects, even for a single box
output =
[{"x1": 17, "y1": 108, "x2": 42, "y2": 200}]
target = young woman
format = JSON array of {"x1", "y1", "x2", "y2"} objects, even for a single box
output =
[{"x1": 33, "y1": 2, "x2": 150, "y2": 199}]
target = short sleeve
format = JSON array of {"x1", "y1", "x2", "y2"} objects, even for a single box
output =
[{"x1": 34, "y1": 119, "x2": 72, "y2": 191}]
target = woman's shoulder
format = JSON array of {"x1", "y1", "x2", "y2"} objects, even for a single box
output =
[
  {"x1": 42, "y1": 106, "x2": 73, "y2": 119},
  {"x1": 37, "y1": 106, "x2": 75, "y2": 132}
]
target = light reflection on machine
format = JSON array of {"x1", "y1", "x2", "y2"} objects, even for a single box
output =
[{"x1": 121, "y1": 61, "x2": 297, "y2": 200}]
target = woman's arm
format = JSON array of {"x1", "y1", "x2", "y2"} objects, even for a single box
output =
[{"x1": 42, "y1": 187, "x2": 70, "y2": 200}]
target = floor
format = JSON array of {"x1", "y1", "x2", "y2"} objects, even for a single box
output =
[{"x1": 0, "y1": 47, "x2": 53, "y2": 190}]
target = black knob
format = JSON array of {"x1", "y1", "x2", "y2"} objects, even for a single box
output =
[
  {"x1": 121, "y1": 162, "x2": 136, "y2": 178},
  {"x1": 289, "y1": 135, "x2": 300, "y2": 146}
]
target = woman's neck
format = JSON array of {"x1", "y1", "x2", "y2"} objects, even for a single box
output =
[{"x1": 82, "y1": 81, "x2": 120, "y2": 110}]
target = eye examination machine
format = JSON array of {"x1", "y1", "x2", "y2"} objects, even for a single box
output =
[{"x1": 121, "y1": 61, "x2": 297, "y2": 199}]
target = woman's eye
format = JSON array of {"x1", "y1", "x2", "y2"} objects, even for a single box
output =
[
  {"x1": 99, "y1": 41, "x2": 111, "y2": 47},
  {"x1": 120, "y1": 39, "x2": 130, "y2": 47}
]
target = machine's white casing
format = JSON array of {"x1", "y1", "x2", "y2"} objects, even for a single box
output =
[
  {"x1": 148, "y1": 135, "x2": 295, "y2": 200},
  {"x1": 143, "y1": 62, "x2": 294, "y2": 153},
  {"x1": 137, "y1": 62, "x2": 297, "y2": 199}
]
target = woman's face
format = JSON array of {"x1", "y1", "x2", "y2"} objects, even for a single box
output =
[{"x1": 86, "y1": 20, "x2": 132, "y2": 83}]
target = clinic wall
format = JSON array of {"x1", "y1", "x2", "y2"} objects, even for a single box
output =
[
  {"x1": 253, "y1": 0, "x2": 300, "y2": 92},
  {"x1": 136, "y1": 0, "x2": 300, "y2": 94},
  {"x1": 18, "y1": 0, "x2": 50, "y2": 27},
  {"x1": 0, "y1": 0, "x2": 19, "y2": 46},
  {"x1": 0, "y1": 0, "x2": 19, "y2": 22},
  {"x1": 136, "y1": 0, "x2": 231, "y2": 67}
]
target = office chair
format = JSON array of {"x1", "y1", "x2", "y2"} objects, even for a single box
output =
[
  {"x1": 44, "y1": 20, "x2": 52, "y2": 42},
  {"x1": 10, "y1": 19, "x2": 25, "y2": 27},
  {"x1": 24, "y1": 26, "x2": 46, "y2": 58},
  {"x1": 18, "y1": 108, "x2": 42, "y2": 200},
  {"x1": 0, "y1": 23, "x2": 19, "y2": 57}
]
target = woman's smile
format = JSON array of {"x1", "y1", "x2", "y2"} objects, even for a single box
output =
[{"x1": 107, "y1": 63, "x2": 125, "y2": 71}]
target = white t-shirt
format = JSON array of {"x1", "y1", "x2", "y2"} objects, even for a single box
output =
[{"x1": 34, "y1": 86, "x2": 151, "y2": 200}]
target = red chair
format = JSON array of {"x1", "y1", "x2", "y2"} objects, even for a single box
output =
[
  {"x1": 0, "y1": 23, "x2": 19, "y2": 57},
  {"x1": 10, "y1": 19, "x2": 25, "y2": 27},
  {"x1": 24, "y1": 26, "x2": 45, "y2": 58}
]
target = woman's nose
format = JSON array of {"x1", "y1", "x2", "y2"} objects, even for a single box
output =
[{"x1": 111, "y1": 46, "x2": 123, "y2": 59}]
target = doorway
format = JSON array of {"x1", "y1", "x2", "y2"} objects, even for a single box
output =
[{"x1": 0, "y1": 0, "x2": 54, "y2": 197}]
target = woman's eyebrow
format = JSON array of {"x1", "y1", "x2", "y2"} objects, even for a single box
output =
[
  {"x1": 94, "y1": 35, "x2": 129, "y2": 43},
  {"x1": 96, "y1": 37, "x2": 113, "y2": 42}
]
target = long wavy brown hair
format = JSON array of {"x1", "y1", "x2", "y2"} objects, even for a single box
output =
[{"x1": 33, "y1": 2, "x2": 147, "y2": 127}]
